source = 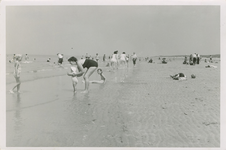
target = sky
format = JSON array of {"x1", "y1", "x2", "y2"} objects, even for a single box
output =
[{"x1": 6, "y1": 5, "x2": 220, "y2": 57}]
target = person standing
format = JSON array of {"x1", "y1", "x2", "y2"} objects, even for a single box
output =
[
  {"x1": 10, "y1": 54, "x2": 22, "y2": 93},
  {"x1": 103, "y1": 54, "x2": 106, "y2": 62},
  {"x1": 95, "y1": 53, "x2": 99, "y2": 62},
  {"x1": 120, "y1": 52, "x2": 126, "y2": 66},
  {"x1": 192, "y1": 53, "x2": 197, "y2": 65},
  {"x1": 57, "y1": 53, "x2": 64, "y2": 65},
  {"x1": 196, "y1": 53, "x2": 200, "y2": 64},
  {"x1": 131, "y1": 52, "x2": 137, "y2": 67},
  {"x1": 111, "y1": 51, "x2": 119, "y2": 70}
]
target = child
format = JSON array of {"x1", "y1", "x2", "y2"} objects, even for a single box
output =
[
  {"x1": 67, "y1": 57, "x2": 79, "y2": 93},
  {"x1": 10, "y1": 54, "x2": 22, "y2": 93},
  {"x1": 89, "y1": 69, "x2": 106, "y2": 84}
]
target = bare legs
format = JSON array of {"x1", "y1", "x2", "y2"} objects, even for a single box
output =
[
  {"x1": 81, "y1": 67, "x2": 97, "y2": 93},
  {"x1": 10, "y1": 77, "x2": 21, "y2": 93}
]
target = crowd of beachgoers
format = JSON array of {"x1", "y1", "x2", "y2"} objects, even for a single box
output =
[{"x1": 8, "y1": 51, "x2": 218, "y2": 94}]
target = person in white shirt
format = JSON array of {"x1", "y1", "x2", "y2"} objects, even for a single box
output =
[
  {"x1": 111, "y1": 51, "x2": 119, "y2": 70},
  {"x1": 120, "y1": 52, "x2": 126, "y2": 66},
  {"x1": 57, "y1": 53, "x2": 64, "y2": 65}
]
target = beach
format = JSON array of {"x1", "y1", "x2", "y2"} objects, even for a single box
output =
[{"x1": 6, "y1": 56, "x2": 220, "y2": 147}]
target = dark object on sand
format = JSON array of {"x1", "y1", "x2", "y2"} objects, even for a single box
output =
[{"x1": 191, "y1": 74, "x2": 196, "y2": 78}]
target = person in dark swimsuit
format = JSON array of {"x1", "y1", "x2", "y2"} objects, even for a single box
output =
[{"x1": 71, "y1": 58, "x2": 98, "y2": 93}]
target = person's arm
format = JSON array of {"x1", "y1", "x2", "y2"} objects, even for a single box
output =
[
  {"x1": 72, "y1": 61, "x2": 85, "y2": 77},
  {"x1": 67, "y1": 68, "x2": 73, "y2": 76}
]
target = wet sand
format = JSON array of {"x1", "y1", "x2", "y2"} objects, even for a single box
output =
[{"x1": 6, "y1": 60, "x2": 220, "y2": 147}]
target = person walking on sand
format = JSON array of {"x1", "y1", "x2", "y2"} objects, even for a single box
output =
[
  {"x1": 10, "y1": 54, "x2": 22, "y2": 93},
  {"x1": 89, "y1": 68, "x2": 106, "y2": 84},
  {"x1": 67, "y1": 57, "x2": 79, "y2": 93},
  {"x1": 70, "y1": 57, "x2": 98, "y2": 93},
  {"x1": 131, "y1": 52, "x2": 137, "y2": 67}
]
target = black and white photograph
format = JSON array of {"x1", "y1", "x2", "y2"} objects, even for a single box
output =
[{"x1": 0, "y1": 0, "x2": 226, "y2": 149}]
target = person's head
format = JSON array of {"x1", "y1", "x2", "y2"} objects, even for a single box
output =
[
  {"x1": 96, "y1": 53, "x2": 98, "y2": 55},
  {"x1": 123, "y1": 52, "x2": 125, "y2": 54},
  {"x1": 68, "y1": 56, "x2": 77, "y2": 65},
  {"x1": 114, "y1": 51, "x2": 118, "y2": 54},
  {"x1": 97, "y1": 68, "x2": 103, "y2": 74}
]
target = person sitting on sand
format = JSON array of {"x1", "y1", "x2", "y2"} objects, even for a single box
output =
[
  {"x1": 148, "y1": 59, "x2": 153, "y2": 63},
  {"x1": 183, "y1": 56, "x2": 188, "y2": 64},
  {"x1": 89, "y1": 69, "x2": 106, "y2": 84},
  {"x1": 67, "y1": 57, "x2": 79, "y2": 93},
  {"x1": 205, "y1": 65, "x2": 217, "y2": 68},
  {"x1": 170, "y1": 73, "x2": 187, "y2": 80},
  {"x1": 162, "y1": 58, "x2": 167, "y2": 64},
  {"x1": 10, "y1": 54, "x2": 23, "y2": 93}
]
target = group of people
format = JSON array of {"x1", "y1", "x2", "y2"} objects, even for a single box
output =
[
  {"x1": 183, "y1": 53, "x2": 201, "y2": 65},
  {"x1": 9, "y1": 51, "x2": 138, "y2": 94}
]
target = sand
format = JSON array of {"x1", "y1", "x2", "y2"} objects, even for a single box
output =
[{"x1": 6, "y1": 59, "x2": 220, "y2": 147}]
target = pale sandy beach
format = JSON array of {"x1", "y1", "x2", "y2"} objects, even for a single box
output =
[{"x1": 6, "y1": 58, "x2": 220, "y2": 147}]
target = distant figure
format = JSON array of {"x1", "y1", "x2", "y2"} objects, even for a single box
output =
[
  {"x1": 47, "y1": 58, "x2": 51, "y2": 62},
  {"x1": 90, "y1": 69, "x2": 106, "y2": 84},
  {"x1": 131, "y1": 52, "x2": 137, "y2": 66},
  {"x1": 25, "y1": 54, "x2": 29, "y2": 61},
  {"x1": 10, "y1": 54, "x2": 23, "y2": 93},
  {"x1": 183, "y1": 56, "x2": 188, "y2": 64},
  {"x1": 57, "y1": 53, "x2": 64, "y2": 65},
  {"x1": 148, "y1": 59, "x2": 153, "y2": 63},
  {"x1": 111, "y1": 51, "x2": 119, "y2": 70},
  {"x1": 85, "y1": 53, "x2": 89, "y2": 59},
  {"x1": 205, "y1": 65, "x2": 217, "y2": 68},
  {"x1": 196, "y1": 53, "x2": 200, "y2": 64},
  {"x1": 189, "y1": 54, "x2": 193, "y2": 65},
  {"x1": 170, "y1": 73, "x2": 186, "y2": 80},
  {"x1": 192, "y1": 53, "x2": 197, "y2": 65},
  {"x1": 103, "y1": 54, "x2": 106, "y2": 62},
  {"x1": 67, "y1": 57, "x2": 79, "y2": 93},
  {"x1": 120, "y1": 52, "x2": 126, "y2": 66},
  {"x1": 162, "y1": 58, "x2": 167, "y2": 64},
  {"x1": 209, "y1": 55, "x2": 213, "y2": 63},
  {"x1": 125, "y1": 54, "x2": 129, "y2": 67},
  {"x1": 95, "y1": 53, "x2": 99, "y2": 62}
]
